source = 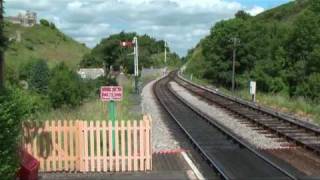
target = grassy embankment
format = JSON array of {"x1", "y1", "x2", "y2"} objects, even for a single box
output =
[
  {"x1": 4, "y1": 22, "x2": 89, "y2": 69},
  {"x1": 182, "y1": 72, "x2": 320, "y2": 125}
]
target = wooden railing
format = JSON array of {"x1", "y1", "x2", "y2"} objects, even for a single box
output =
[{"x1": 22, "y1": 115, "x2": 152, "y2": 172}]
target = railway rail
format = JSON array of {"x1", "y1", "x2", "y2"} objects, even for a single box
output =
[
  {"x1": 153, "y1": 72, "x2": 299, "y2": 179},
  {"x1": 174, "y1": 71, "x2": 320, "y2": 156}
]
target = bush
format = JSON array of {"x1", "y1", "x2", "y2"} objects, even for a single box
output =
[
  {"x1": 28, "y1": 59, "x2": 50, "y2": 94},
  {"x1": 48, "y1": 63, "x2": 86, "y2": 108},
  {"x1": 40, "y1": 19, "x2": 50, "y2": 27},
  {"x1": 50, "y1": 22, "x2": 56, "y2": 30},
  {"x1": 0, "y1": 88, "x2": 29, "y2": 179}
]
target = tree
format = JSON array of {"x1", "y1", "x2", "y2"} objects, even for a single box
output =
[
  {"x1": 0, "y1": 0, "x2": 5, "y2": 90},
  {"x1": 80, "y1": 32, "x2": 178, "y2": 74},
  {"x1": 310, "y1": 0, "x2": 320, "y2": 12},
  {"x1": 79, "y1": 54, "x2": 102, "y2": 68},
  {"x1": 48, "y1": 63, "x2": 85, "y2": 108},
  {"x1": 40, "y1": 19, "x2": 50, "y2": 27},
  {"x1": 50, "y1": 22, "x2": 56, "y2": 29},
  {"x1": 0, "y1": 89, "x2": 29, "y2": 179},
  {"x1": 235, "y1": 10, "x2": 251, "y2": 20},
  {"x1": 285, "y1": 10, "x2": 320, "y2": 96},
  {"x1": 28, "y1": 59, "x2": 50, "y2": 94}
]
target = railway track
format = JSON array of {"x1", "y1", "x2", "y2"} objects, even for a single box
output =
[
  {"x1": 153, "y1": 72, "x2": 298, "y2": 179},
  {"x1": 174, "y1": 71, "x2": 320, "y2": 156}
]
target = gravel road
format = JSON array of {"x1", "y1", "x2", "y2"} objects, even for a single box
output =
[
  {"x1": 170, "y1": 81, "x2": 288, "y2": 150},
  {"x1": 141, "y1": 79, "x2": 181, "y2": 152}
]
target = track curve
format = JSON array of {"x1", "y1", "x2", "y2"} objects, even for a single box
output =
[
  {"x1": 153, "y1": 72, "x2": 298, "y2": 180},
  {"x1": 174, "y1": 71, "x2": 320, "y2": 156}
]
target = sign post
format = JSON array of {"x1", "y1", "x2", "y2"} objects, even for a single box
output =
[
  {"x1": 101, "y1": 86, "x2": 123, "y2": 152},
  {"x1": 250, "y1": 81, "x2": 256, "y2": 102}
]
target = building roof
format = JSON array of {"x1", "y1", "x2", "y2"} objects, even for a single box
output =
[{"x1": 78, "y1": 68, "x2": 105, "y2": 79}]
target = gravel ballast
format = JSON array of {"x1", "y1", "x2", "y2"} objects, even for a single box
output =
[
  {"x1": 170, "y1": 81, "x2": 287, "y2": 150},
  {"x1": 141, "y1": 79, "x2": 180, "y2": 151}
]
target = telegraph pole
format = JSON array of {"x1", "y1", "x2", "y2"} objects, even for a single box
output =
[
  {"x1": 0, "y1": 0, "x2": 4, "y2": 90},
  {"x1": 164, "y1": 41, "x2": 167, "y2": 64},
  {"x1": 231, "y1": 37, "x2": 240, "y2": 93}
]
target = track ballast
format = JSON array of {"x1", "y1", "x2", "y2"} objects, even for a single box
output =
[{"x1": 154, "y1": 72, "x2": 297, "y2": 180}]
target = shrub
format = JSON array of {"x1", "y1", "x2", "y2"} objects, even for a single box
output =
[
  {"x1": 28, "y1": 59, "x2": 50, "y2": 94},
  {"x1": 48, "y1": 63, "x2": 86, "y2": 108},
  {"x1": 39, "y1": 19, "x2": 50, "y2": 27},
  {"x1": 50, "y1": 22, "x2": 56, "y2": 30},
  {"x1": 0, "y1": 88, "x2": 29, "y2": 179}
]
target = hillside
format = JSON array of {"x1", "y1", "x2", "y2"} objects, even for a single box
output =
[
  {"x1": 255, "y1": 0, "x2": 310, "y2": 23},
  {"x1": 185, "y1": 0, "x2": 320, "y2": 99},
  {"x1": 4, "y1": 21, "x2": 89, "y2": 69},
  {"x1": 184, "y1": 0, "x2": 320, "y2": 122}
]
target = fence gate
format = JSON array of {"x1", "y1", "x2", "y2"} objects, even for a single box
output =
[{"x1": 23, "y1": 115, "x2": 152, "y2": 172}]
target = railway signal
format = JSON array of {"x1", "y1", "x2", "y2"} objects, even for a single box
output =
[
  {"x1": 120, "y1": 41, "x2": 133, "y2": 48},
  {"x1": 120, "y1": 37, "x2": 139, "y2": 93}
]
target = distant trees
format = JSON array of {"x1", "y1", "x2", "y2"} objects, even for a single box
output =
[
  {"x1": 40, "y1": 19, "x2": 50, "y2": 27},
  {"x1": 0, "y1": 0, "x2": 5, "y2": 89},
  {"x1": 40, "y1": 19, "x2": 56, "y2": 30},
  {"x1": 80, "y1": 32, "x2": 181, "y2": 74},
  {"x1": 235, "y1": 10, "x2": 251, "y2": 20},
  {"x1": 188, "y1": 1, "x2": 320, "y2": 101}
]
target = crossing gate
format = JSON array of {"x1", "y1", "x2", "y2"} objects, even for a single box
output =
[{"x1": 22, "y1": 116, "x2": 152, "y2": 172}]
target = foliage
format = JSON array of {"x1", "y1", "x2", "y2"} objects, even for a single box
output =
[
  {"x1": 48, "y1": 63, "x2": 86, "y2": 108},
  {"x1": 28, "y1": 59, "x2": 50, "y2": 94},
  {"x1": 50, "y1": 22, "x2": 56, "y2": 30},
  {"x1": 185, "y1": 0, "x2": 320, "y2": 101},
  {"x1": 80, "y1": 32, "x2": 181, "y2": 73},
  {"x1": 40, "y1": 19, "x2": 50, "y2": 27},
  {"x1": 0, "y1": 88, "x2": 30, "y2": 179}
]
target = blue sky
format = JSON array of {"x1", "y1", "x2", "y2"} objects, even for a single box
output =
[
  {"x1": 234, "y1": 0, "x2": 291, "y2": 8},
  {"x1": 5, "y1": 0, "x2": 291, "y2": 56}
]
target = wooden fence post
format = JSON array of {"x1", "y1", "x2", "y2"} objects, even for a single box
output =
[{"x1": 22, "y1": 117, "x2": 152, "y2": 173}]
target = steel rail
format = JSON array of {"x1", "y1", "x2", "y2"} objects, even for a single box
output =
[
  {"x1": 153, "y1": 72, "x2": 298, "y2": 180},
  {"x1": 175, "y1": 71, "x2": 320, "y2": 156}
]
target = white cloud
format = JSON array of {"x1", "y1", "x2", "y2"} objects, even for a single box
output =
[
  {"x1": 4, "y1": 0, "x2": 268, "y2": 55},
  {"x1": 67, "y1": 1, "x2": 83, "y2": 10},
  {"x1": 246, "y1": 6, "x2": 265, "y2": 16}
]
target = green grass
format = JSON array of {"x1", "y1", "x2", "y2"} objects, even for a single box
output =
[
  {"x1": 37, "y1": 76, "x2": 143, "y2": 121},
  {"x1": 182, "y1": 72, "x2": 320, "y2": 125},
  {"x1": 37, "y1": 98, "x2": 108, "y2": 121},
  {"x1": 4, "y1": 22, "x2": 89, "y2": 69},
  {"x1": 117, "y1": 79, "x2": 142, "y2": 121}
]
